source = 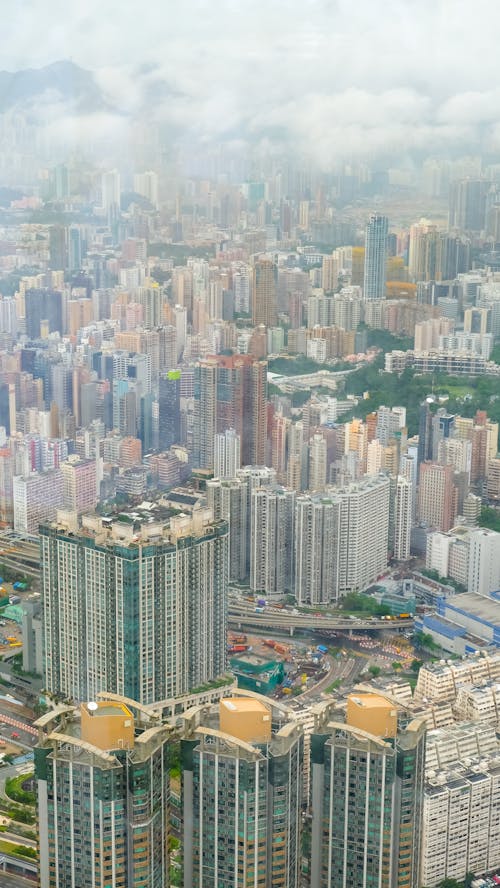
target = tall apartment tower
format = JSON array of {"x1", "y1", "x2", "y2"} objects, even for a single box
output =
[
  {"x1": 206, "y1": 476, "x2": 248, "y2": 582},
  {"x1": 418, "y1": 462, "x2": 457, "y2": 532},
  {"x1": 194, "y1": 355, "x2": 267, "y2": 469},
  {"x1": 193, "y1": 359, "x2": 218, "y2": 468},
  {"x1": 295, "y1": 476, "x2": 390, "y2": 605},
  {"x1": 467, "y1": 527, "x2": 500, "y2": 596},
  {"x1": 363, "y1": 214, "x2": 388, "y2": 300},
  {"x1": 36, "y1": 699, "x2": 171, "y2": 888},
  {"x1": 41, "y1": 509, "x2": 228, "y2": 704},
  {"x1": 253, "y1": 257, "x2": 277, "y2": 327},
  {"x1": 310, "y1": 695, "x2": 426, "y2": 888},
  {"x1": 158, "y1": 369, "x2": 181, "y2": 449},
  {"x1": 133, "y1": 170, "x2": 159, "y2": 208},
  {"x1": 101, "y1": 168, "x2": 121, "y2": 213},
  {"x1": 181, "y1": 695, "x2": 304, "y2": 888},
  {"x1": 308, "y1": 433, "x2": 327, "y2": 492},
  {"x1": 214, "y1": 427, "x2": 241, "y2": 479},
  {"x1": 250, "y1": 486, "x2": 295, "y2": 598},
  {"x1": 393, "y1": 475, "x2": 413, "y2": 561}
]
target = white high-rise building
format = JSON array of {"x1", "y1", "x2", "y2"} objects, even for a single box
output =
[
  {"x1": 363, "y1": 213, "x2": 388, "y2": 300},
  {"x1": 308, "y1": 433, "x2": 327, "y2": 493},
  {"x1": 250, "y1": 486, "x2": 295, "y2": 598},
  {"x1": 206, "y1": 476, "x2": 248, "y2": 582},
  {"x1": 133, "y1": 170, "x2": 159, "y2": 208},
  {"x1": 13, "y1": 470, "x2": 64, "y2": 534},
  {"x1": 295, "y1": 475, "x2": 390, "y2": 604},
  {"x1": 393, "y1": 475, "x2": 412, "y2": 561},
  {"x1": 0, "y1": 297, "x2": 17, "y2": 335},
  {"x1": 468, "y1": 527, "x2": 500, "y2": 596},
  {"x1": 375, "y1": 405, "x2": 406, "y2": 445},
  {"x1": 421, "y1": 721, "x2": 500, "y2": 887},
  {"x1": 101, "y1": 168, "x2": 121, "y2": 212},
  {"x1": 233, "y1": 264, "x2": 251, "y2": 314},
  {"x1": 214, "y1": 428, "x2": 241, "y2": 480},
  {"x1": 366, "y1": 439, "x2": 383, "y2": 476}
]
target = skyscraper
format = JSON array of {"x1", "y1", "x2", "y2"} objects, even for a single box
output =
[
  {"x1": 363, "y1": 213, "x2": 388, "y2": 300},
  {"x1": 418, "y1": 462, "x2": 457, "y2": 532},
  {"x1": 36, "y1": 698, "x2": 171, "y2": 888},
  {"x1": 101, "y1": 168, "x2": 121, "y2": 212},
  {"x1": 181, "y1": 695, "x2": 303, "y2": 888},
  {"x1": 158, "y1": 369, "x2": 181, "y2": 449},
  {"x1": 206, "y1": 476, "x2": 248, "y2": 582},
  {"x1": 250, "y1": 485, "x2": 295, "y2": 598},
  {"x1": 295, "y1": 476, "x2": 390, "y2": 605},
  {"x1": 133, "y1": 170, "x2": 159, "y2": 208},
  {"x1": 25, "y1": 288, "x2": 63, "y2": 339},
  {"x1": 310, "y1": 695, "x2": 426, "y2": 888},
  {"x1": 41, "y1": 508, "x2": 228, "y2": 704},
  {"x1": 214, "y1": 427, "x2": 241, "y2": 479},
  {"x1": 194, "y1": 355, "x2": 267, "y2": 469},
  {"x1": 393, "y1": 475, "x2": 412, "y2": 561},
  {"x1": 252, "y1": 257, "x2": 277, "y2": 327}
]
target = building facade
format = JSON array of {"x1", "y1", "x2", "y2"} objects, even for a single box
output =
[
  {"x1": 41, "y1": 509, "x2": 228, "y2": 704},
  {"x1": 36, "y1": 698, "x2": 171, "y2": 888}
]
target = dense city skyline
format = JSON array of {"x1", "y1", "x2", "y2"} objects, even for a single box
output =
[{"x1": 1, "y1": 4, "x2": 500, "y2": 887}]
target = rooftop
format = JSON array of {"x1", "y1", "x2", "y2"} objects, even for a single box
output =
[{"x1": 443, "y1": 592, "x2": 500, "y2": 627}]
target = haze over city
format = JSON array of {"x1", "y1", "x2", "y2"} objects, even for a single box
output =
[
  {"x1": 4, "y1": 0, "x2": 500, "y2": 164},
  {"x1": 0, "y1": 3, "x2": 499, "y2": 888}
]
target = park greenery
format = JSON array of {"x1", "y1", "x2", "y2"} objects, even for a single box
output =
[
  {"x1": 342, "y1": 358, "x2": 500, "y2": 436},
  {"x1": 340, "y1": 592, "x2": 391, "y2": 617},
  {"x1": 5, "y1": 774, "x2": 36, "y2": 807},
  {"x1": 479, "y1": 506, "x2": 500, "y2": 533}
]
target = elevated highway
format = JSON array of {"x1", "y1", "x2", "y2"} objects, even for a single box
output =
[{"x1": 228, "y1": 602, "x2": 413, "y2": 634}]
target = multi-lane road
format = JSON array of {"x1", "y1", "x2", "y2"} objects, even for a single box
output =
[{"x1": 228, "y1": 600, "x2": 413, "y2": 633}]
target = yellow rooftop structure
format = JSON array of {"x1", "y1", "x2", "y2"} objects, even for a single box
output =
[
  {"x1": 346, "y1": 693, "x2": 397, "y2": 739},
  {"x1": 80, "y1": 700, "x2": 135, "y2": 751},
  {"x1": 219, "y1": 697, "x2": 272, "y2": 744}
]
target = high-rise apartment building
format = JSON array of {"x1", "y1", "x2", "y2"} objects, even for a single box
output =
[
  {"x1": 41, "y1": 508, "x2": 228, "y2": 704},
  {"x1": 25, "y1": 288, "x2": 63, "y2": 339},
  {"x1": 194, "y1": 355, "x2": 267, "y2": 469},
  {"x1": 158, "y1": 369, "x2": 181, "y2": 449},
  {"x1": 295, "y1": 475, "x2": 390, "y2": 605},
  {"x1": 206, "y1": 476, "x2": 248, "y2": 582},
  {"x1": 393, "y1": 475, "x2": 412, "y2": 561},
  {"x1": 448, "y1": 178, "x2": 490, "y2": 232},
  {"x1": 418, "y1": 462, "x2": 457, "y2": 532},
  {"x1": 408, "y1": 218, "x2": 440, "y2": 282},
  {"x1": 101, "y1": 168, "x2": 121, "y2": 212},
  {"x1": 133, "y1": 170, "x2": 159, "y2": 208},
  {"x1": 421, "y1": 721, "x2": 500, "y2": 887},
  {"x1": 467, "y1": 527, "x2": 500, "y2": 596},
  {"x1": 363, "y1": 214, "x2": 388, "y2": 300},
  {"x1": 250, "y1": 486, "x2": 295, "y2": 598},
  {"x1": 214, "y1": 427, "x2": 241, "y2": 479},
  {"x1": 61, "y1": 456, "x2": 97, "y2": 514},
  {"x1": 181, "y1": 695, "x2": 303, "y2": 888},
  {"x1": 36, "y1": 698, "x2": 171, "y2": 888},
  {"x1": 13, "y1": 469, "x2": 64, "y2": 534},
  {"x1": 308, "y1": 433, "x2": 327, "y2": 492},
  {"x1": 252, "y1": 257, "x2": 277, "y2": 327},
  {"x1": 310, "y1": 695, "x2": 426, "y2": 888}
]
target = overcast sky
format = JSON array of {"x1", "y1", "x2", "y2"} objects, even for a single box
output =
[{"x1": 5, "y1": 0, "x2": 500, "y2": 163}]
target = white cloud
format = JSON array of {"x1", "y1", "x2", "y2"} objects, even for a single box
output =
[{"x1": 3, "y1": 0, "x2": 500, "y2": 163}]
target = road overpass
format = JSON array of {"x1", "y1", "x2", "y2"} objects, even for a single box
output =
[{"x1": 228, "y1": 603, "x2": 413, "y2": 634}]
